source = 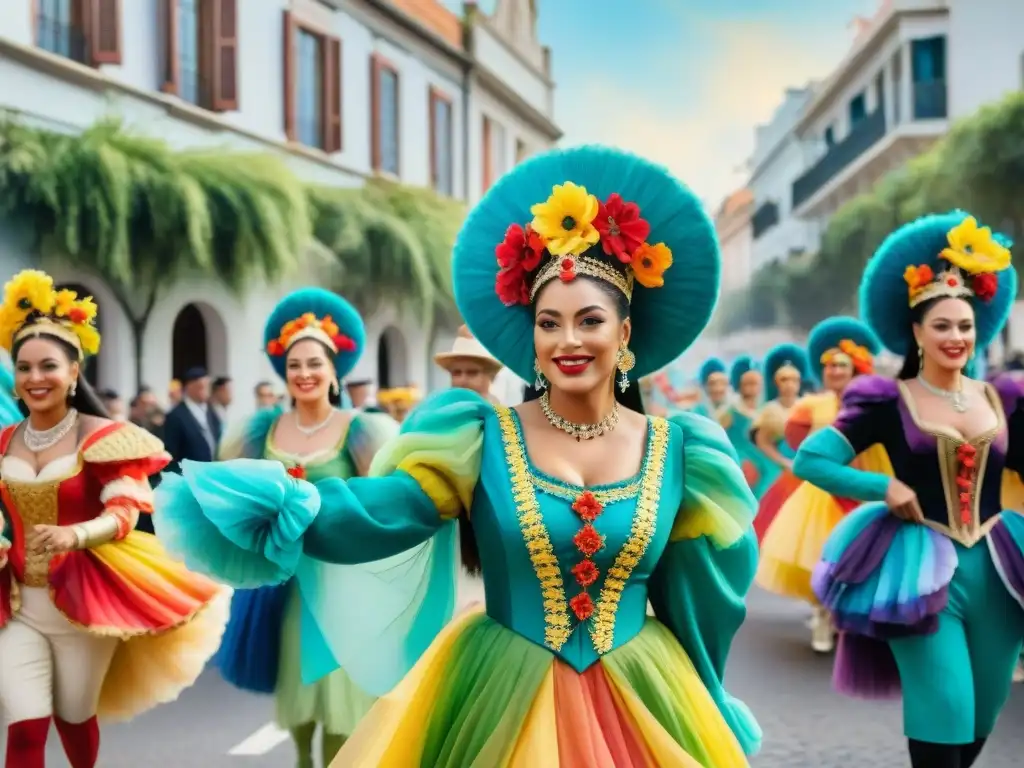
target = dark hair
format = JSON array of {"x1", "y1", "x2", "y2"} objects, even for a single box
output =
[
  {"x1": 254, "y1": 380, "x2": 273, "y2": 393},
  {"x1": 11, "y1": 329, "x2": 110, "y2": 419},
  {"x1": 897, "y1": 295, "x2": 975, "y2": 380},
  {"x1": 285, "y1": 340, "x2": 342, "y2": 407},
  {"x1": 212, "y1": 376, "x2": 231, "y2": 390},
  {"x1": 99, "y1": 388, "x2": 119, "y2": 401}
]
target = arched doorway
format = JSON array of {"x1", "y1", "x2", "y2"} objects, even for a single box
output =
[
  {"x1": 376, "y1": 327, "x2": 408, "y2": 388},
  {"x1": 172, "y1": 304, "x2": 208, "y2": 379},
  {"x1": 55, "y1": 282, "x2": 100, "y2": 387}
]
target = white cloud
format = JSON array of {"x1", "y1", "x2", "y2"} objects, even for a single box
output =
[{"x1": 557, "y1": 19, "x2": 853, "y2": 209}]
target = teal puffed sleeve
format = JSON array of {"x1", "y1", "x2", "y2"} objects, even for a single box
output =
[{"x1": 648, "y1": 412, "x2": 762, "y2": 756}]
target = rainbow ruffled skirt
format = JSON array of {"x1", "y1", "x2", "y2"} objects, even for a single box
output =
[{"x1": 332, "y1": 609, "x2": 756, "y2": 767}]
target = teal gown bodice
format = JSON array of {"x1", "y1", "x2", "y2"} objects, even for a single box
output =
[{"x1": 471, "y1": 407, "x2": 679, "y2": 671}]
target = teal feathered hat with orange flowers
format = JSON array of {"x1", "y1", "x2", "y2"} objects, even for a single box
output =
[{"x1": 262, "y1": 287, "x2": 364, "y2": 380}]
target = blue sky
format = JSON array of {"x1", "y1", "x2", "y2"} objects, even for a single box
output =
[{"x1": 443, "y1": 0, "x2": 879, "y2": 207}]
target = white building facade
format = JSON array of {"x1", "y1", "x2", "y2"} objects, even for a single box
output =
[
  {"x1": 748, "y1": 86, "x2": 816, "y2": 273},
  {"x1": 0, "y1": 0, "x2": 559, "y2": 413},
  {"x1": 714, "y1": 188, "x2": 754, "y2": 294},
  {"x1": 780, "y1": 0, "x2": 1024, "y2": 253}
]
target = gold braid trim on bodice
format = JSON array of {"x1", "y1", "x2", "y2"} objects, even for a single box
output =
[{"x1": 5, "y1": 476, "x2": 62, "y2": 586}]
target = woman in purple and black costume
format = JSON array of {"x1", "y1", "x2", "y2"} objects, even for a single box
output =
[{"x1": 794, "y1": 212, "x2": 1024, "y2": 768}]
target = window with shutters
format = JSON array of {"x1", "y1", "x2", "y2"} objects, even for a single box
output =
[
  {"x1": 162, "y1": 0, "x2": 238, "y2": 112},
  {"x1": 371, "y1": 55, "x2": 400, "y2": 176},
  {"x1": 429, "y1": 88, "x2": 453, "y2": 196},
  {"x1": 282, "y1": 11, "x2": 342, "y2": 153},
  {"x1": 34, "y1": 0, "x2": 121, "y2": 67}
]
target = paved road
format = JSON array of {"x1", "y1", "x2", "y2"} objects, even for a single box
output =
[{"x1": 7, "y1": 584, "x2": 1024, "y2": 766}]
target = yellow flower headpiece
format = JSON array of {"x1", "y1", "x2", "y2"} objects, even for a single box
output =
[
  {"x1": 821, "y1": 339, "x2": 874, "y2": 375},
  {"x1": 377, "y1": 387, "x2": 421, "y2": 406},
  {"x1": 266, "y1": 312, "x2": 357, "y2": 358},
  {"x1": 904, "y1": 217, "x2": 1011, "y2": 308},
  {"x1": 0, "y1": 271, "x2": 100, "y2": 359},
  {"x1": 494, "y1": 182, "x2": 673, "y2": 307}
]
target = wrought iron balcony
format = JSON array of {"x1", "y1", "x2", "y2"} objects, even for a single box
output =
[
  {"x1": 751, "y1": 201, "x2": 780, "y2": 239},
  {"x1": 792, "y1": 109, "x2": 886, "y2": 210},
  {"x1": 913, "y1": 79, "x2": 948, "y2": 120}
]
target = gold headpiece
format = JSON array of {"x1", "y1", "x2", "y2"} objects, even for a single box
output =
[
  {"x1": 0, "y1": 271, "x2": 100, "y2": 360},
  {"x1": 495, "y1": 183, "x2": 673, "y2": 307},
  {"x1": 774, "y1": 362, "x2": 801, "y2": 380},
  {"x1": 266, "y1": 313, "x2": 356, "y2": 358},
  {"x1": 904, "y1": 217, "x2": 1011, "y2": 308}
]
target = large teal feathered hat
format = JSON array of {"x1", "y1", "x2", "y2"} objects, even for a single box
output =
[
  {"x1": 807, "y1": 316, "x2": 881, "y2": 378},
  {"x1": 729, "y1": 354, "x2": 760, "y2": 391},
  {"x1": 763, "y1": 342, "x2": 811, "y2": 401},
  {"x1": 861, "y1": 211, "x2": 1016, "y2": 355},
  {"x1": 263, "y1": 287, "x2": 365, "y2": 380},
  {"x1": 452, "y1": 145, "x2": 720, "y2": 383},
  {"x1": 698, "y1": 357, "x2": 727, "y2": 386}
]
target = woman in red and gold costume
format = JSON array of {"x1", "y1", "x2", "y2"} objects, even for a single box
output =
[{"x1": 0, "y1": 271, "x2": 231, "y2": 768}]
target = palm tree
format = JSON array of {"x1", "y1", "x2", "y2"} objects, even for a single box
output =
[{"x1": 0, "y1": 119, "x2": 310, "y2": 389}]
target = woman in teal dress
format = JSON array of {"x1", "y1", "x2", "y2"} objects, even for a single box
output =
[
  {"x1": 797, "y1": 213, "x2": 1023, "y2": 767},
  {"x1": 204, "y1": 288, "x2": 396, "y2": 768},
  {"x1": 692, "y1": 357, "x2": 730, "y2": 422},
  {"x1": 725, "y1": 355, "x2": 771, "y2": 496},
  {"x1": 155, "y1": 146, "x2": 761, "y2": 767}
]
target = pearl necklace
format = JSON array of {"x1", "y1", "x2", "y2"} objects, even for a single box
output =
[
  {"x1": 917, "y1": 375, "x2": 969, "y2": 413},
  {"x1": 24, "y1": 408, "x2": 79, "y2": 452},
  {"x1": 295, "y1": 409, "x2": 336, "y2": 437},
  {"x1": 539, "y1": 391, "x2": 619, "y2": 441}
]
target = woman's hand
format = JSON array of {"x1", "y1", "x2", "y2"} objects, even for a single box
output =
[
  {"x1": 29, "y1": 525, "x2": 78, "y2": 556},
  {"x1": 885, "y1": 479, "x2": 924, "y2": 523}
]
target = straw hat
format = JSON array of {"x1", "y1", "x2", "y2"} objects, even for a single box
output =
[{"x1": 434, "y1": 325, "x2": 502, "y2": 374}]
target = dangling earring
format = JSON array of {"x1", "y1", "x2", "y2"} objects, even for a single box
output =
[
  {"x1": 533, "y1": 359, "x2": 547, "y2": 390},
  {"x1": 11, "y1": 388, "x2": 19, "y2": 401},
  {"x1": 616, "y1": 342, "x2": 636, "y2": 393},
  {"x1": 917, "y1": 347, "x2": 924, "y2": 372},
  {"x1": 68, "y1": 382, "x2": 77, "y2": 399},
  {"x1": 330, "y1": 380, "x2": 340, "y2": 397}
]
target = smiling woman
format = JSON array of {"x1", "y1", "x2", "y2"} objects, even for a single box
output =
[{"x1": 155, "y1": 146, "x2": 762, "y2": 768}]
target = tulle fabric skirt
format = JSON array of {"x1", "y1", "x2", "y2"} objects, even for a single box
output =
[
  {"x1": 214, "y1": 581, "x2": 376, "y2": 734},
  {"x1": 332, "y1": 608, "x2": 754, "y2": 768}
]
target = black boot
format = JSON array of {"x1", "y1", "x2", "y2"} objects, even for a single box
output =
[
  {"x1": 960, "y1": 738, "x2": 987, "y2": 768},
  {"x1": 908, "y1": 738, "x2": 961, "y2": 768}
]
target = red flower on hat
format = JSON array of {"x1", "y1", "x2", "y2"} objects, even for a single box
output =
[
  {"x1": 495, "y1": 224, "x2": 546, "y2": 306},
  {"x1": 595, "y1": 193, "x2": 650, "y2": 264},
  {"x1": 267, "y1": 339, "x2": 286, "y2": 356},
  {"x1": 332, "y1": 333, "x2": 357, "y2": 352},
  {"x1": 972, "y1": 273, "x2": 998, "y2": 302}
]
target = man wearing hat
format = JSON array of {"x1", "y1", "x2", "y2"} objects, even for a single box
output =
[
  {"x1": 162, "y1": 366, "x2": 223, "y2": 474},
  {"x1": 434, "y1": 325, "x2": 503, "y2": 403}
]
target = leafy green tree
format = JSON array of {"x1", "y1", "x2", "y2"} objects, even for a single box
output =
[{"x1": 0, "y1": 120, "x2": 309, "y2": 389}]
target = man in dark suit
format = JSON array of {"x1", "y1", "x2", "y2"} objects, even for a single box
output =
[{"x1": 162, "y1": 367, "x2": 222, "y2": 474}]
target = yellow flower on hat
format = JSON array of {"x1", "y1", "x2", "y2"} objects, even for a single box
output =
[
  {"x1": 940, "y1": 216, "x2": 1011, "y2": 275},
  {"x1": 530, "y1": 182, "x2": 600, "y2": 256}
]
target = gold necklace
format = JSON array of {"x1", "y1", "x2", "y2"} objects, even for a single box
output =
[{"x1": 539, "y1": 391, "x2": 619, "y2": 441}]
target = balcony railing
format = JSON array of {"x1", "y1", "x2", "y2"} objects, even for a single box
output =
[
  {"x1": 913, "y1": 79, "x2": 948, "y2": 120},
  {"x1": 751, "y1": 201, "x2": 780, "y2": 239},
  {"x1": 792, "y1": 109, "x2": 886, "y2": 210},
  {"x1": 36, "y1": 15, "x2": 89, "y2": 65}
]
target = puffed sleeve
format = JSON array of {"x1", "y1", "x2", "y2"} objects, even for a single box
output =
[
  {"x1": 992, "y1": 375, "x2": 1024, "y2": 476},
  {"x1": 783, "y1": 395, "x2": 817, "y2": 450},
  {"x1": 792, "y1": 375, "x2": 896, "y2": 502},
  {"x1": 343, "y1": 410, "x2": 399, "y2": 477},
  {"x1": 648, "y1": 412, "x2": 762, "y2": 756},
  {"x1": 77, "y1": 422, "x2": 171, "y2": 547},
  {"x1": 154, "y1": 388, "x2": 487, "y2": 585}
]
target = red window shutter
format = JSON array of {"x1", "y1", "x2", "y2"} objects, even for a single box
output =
[
  {"x1": 161, "y1": 0, "x2": 179, "y2": 94},
  {"x1": 370, "y1": 54, "x2": 381, "y2": 170},
  {"x1": 282, "y1": 10, "x2": 296, "y2": 140},
  {"x1": 88, "y1": 0, "x2": 122, "y2": 66},
  {"x1": 322, "y1": 37, "x2": 342, "y2": 153},
  {"x1": 482, "y1": 117, "x2": 492, "y2": 192},
  {"x1": 428, "y1": 90, "x2": 438, "y2": 187},
  {"x1": 209, "y1": 0, "x2": 238, "y2": 111}
]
